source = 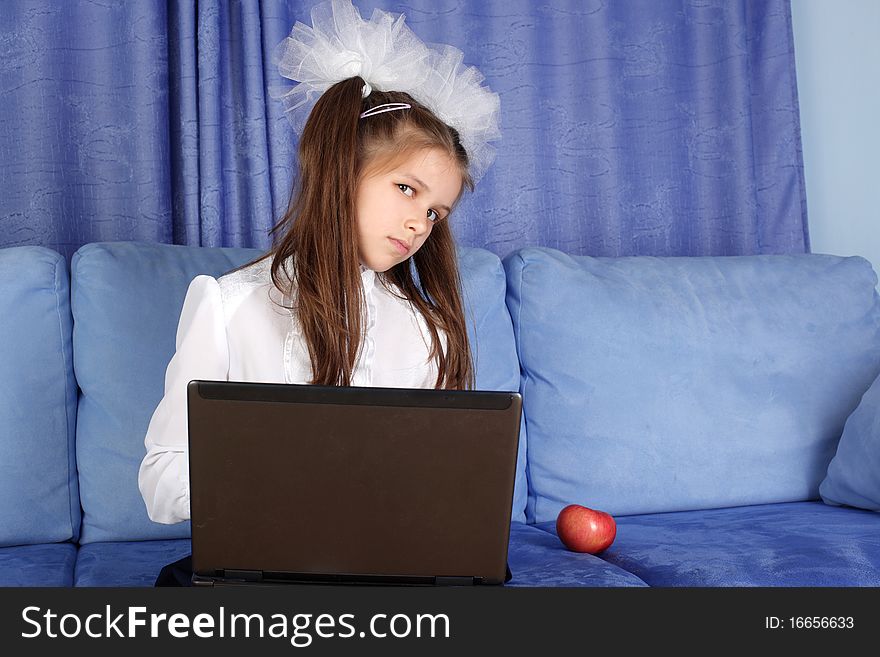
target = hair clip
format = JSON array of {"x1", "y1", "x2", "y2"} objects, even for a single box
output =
[{"x1": 359, "y1": 103, "x2": 412, "y2": 119}]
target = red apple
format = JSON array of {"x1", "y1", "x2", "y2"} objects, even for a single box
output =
[{"x1": 556, "y1": 504, "x2": 617, "y2": 553}]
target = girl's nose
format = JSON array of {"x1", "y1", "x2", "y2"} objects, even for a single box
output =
[{"x1": 405, "y1": 212, "x2": 430, "y2": 235}]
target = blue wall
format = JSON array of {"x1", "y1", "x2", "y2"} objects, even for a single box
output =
[{"x1": 791, "y1": 0, "x2": 880, "y2": 283}]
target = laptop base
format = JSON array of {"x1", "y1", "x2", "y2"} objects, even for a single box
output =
[{"x1": 192, "y1": 573, "x2": 486, "y2": 587}]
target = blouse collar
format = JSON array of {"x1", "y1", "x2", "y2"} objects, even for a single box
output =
[{"x1": 360, "y1": 262, "x2": 377, "y2": 294}]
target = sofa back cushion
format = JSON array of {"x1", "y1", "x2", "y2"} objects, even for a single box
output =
[
  {"x1": 820, "y1": 368, "x2": 880, "y2": 512},
  {"x1": 0, "y1": 246, "x2": 80, "y2": 546},
  {"x1": 458, "y1": 248, "x2": 528, "y2": 523},
  {"x1": 72, "y1": 241, "x2": 525, "y2": 543},
  {"x1": 72, "y1": 242, "x2": 262, "y2": 543},
  {"x1": 504, "y1": 247, "x2": 880, "y2": 523}
]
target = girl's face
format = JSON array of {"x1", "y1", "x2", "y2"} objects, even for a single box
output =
[{"x1": 355, "y1": 147, "x2": 462, "y2": 272}]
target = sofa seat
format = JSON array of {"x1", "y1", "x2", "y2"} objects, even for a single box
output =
[
  {"x1": 534, "y1": 501, "x2": 880, "y2": 586},
  {"x1": 506, "y1": 521, "x2": 647, "y2": 587},
  {"x1": 73, "y1": 527, "x2": 648, "y2": 588},
  {"x1": 75, "y1": 539, "x2": 191, "y2": 587},
  {"x1": 0, "y1": 543, "x2": 77, "y2": 586}
]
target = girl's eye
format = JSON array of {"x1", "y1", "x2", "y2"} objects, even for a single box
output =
[{"x1": 397, "y1": 183, "x2": 442, "y2": 223}]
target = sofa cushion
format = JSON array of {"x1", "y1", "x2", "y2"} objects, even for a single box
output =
[
  {"x1": 0, "y1": 543, "x2": 77, "y2": 586},
  {"x1": 73, "y1": 241, "x2": 526, "y2": 543},
  {"x1": 0, "y1": 246, "x2": 80, "y2": 546},
  {"x1": 72, "y1": 242, "x2": 262, "y2": 543},
  {"x1": 820, "y1": 369, "x2": 880, "y2": 512},
  {"x1": 73, "y1": 529, "x2": 646, "y2": 588},
  {"x1": 458, "y1": 248, "x2": 527, "y2": 522},
  {"x1": 506, "y1": 522, "x2": 647, "y2": 587},
  {"x1": 504, "y1": 247, "x2": 880, "y2": 522},
  {"x1": 75, "y1": 539, "x2": 192, "y2": 586},
  {"x1": 534, "y1": 501, "x2": 880, "y2": 586}
]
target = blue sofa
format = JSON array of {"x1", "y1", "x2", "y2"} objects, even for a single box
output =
[{"x1": 2, "y1": 241, "x2": 879, "y2": 586}]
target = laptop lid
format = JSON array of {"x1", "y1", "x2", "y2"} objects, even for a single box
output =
[{"x1": 186, "y1": 380, "x2": 522, "y2": 586}]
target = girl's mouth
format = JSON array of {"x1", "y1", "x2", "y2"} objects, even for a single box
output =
[{"x1": 389, "y1": 238, "x2": 410, "y2": 256}]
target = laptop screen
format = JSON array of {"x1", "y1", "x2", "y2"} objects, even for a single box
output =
[{"x1": 187, "y1": 381, "x2": 521, "y2": 585}]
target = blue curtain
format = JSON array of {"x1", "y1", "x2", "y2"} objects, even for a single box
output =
[{"x1": 0, "y1": 0, "x2": 808, "y2": 261}]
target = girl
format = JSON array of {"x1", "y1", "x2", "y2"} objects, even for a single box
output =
[{"x1": 138, "y1": 0, "x2": 500, "y2": 525}]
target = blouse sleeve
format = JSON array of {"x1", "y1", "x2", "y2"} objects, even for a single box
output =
[{"x1": 138, "y1": 275, "x2": 229, "y2": 524}]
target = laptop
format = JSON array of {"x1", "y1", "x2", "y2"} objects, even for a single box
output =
[{"x1": 186, "y1": 380, "x2": 522, "y2": 586}]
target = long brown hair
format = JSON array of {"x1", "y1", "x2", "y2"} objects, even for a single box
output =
[{"x1": 259, "y1": 76, "x2": 475, "y2": 389}]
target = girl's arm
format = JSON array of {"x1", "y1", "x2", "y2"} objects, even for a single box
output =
[{"x1": 138, "y1": 275, "x2": 230, "y2": 524}]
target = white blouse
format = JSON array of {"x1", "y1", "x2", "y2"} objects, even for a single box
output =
[{"x1": 138, "y1": 257, "x2": 444, "y2": 524}]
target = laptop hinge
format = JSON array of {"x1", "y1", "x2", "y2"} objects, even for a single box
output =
[
  {"x1": 223, "y1": 569, "x2": 263, "y2": 582},
  {"x1": 434, "y1": 576, "x2": 478, "y2": 586}
]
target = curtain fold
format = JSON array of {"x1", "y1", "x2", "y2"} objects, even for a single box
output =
[
  {"x1": 0, "y1": 0, "x2": 808, "y2": 260},
  {"x1": 168, "y1": 0, "x2": 199, "y2": 246}
]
